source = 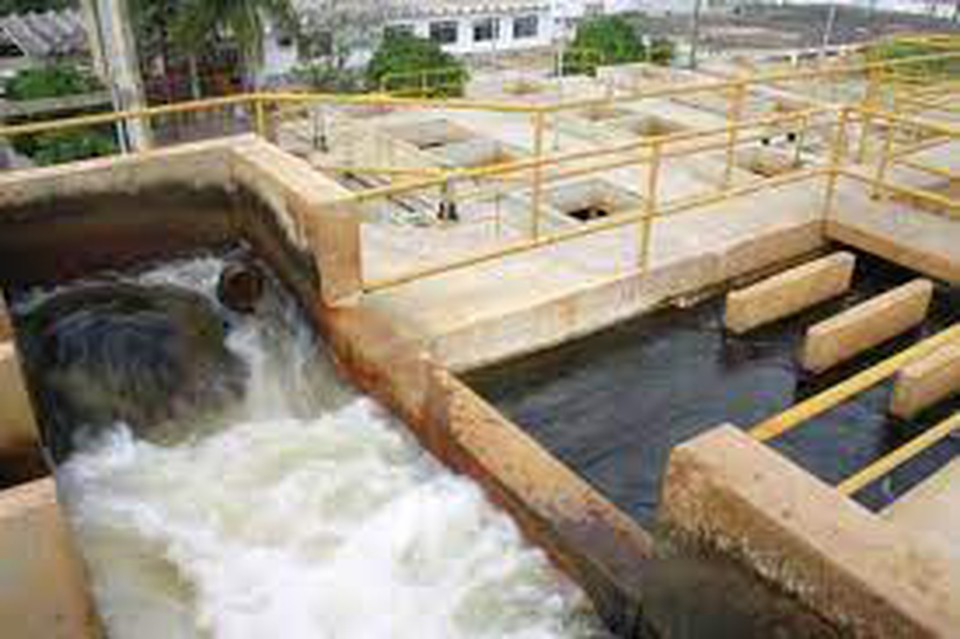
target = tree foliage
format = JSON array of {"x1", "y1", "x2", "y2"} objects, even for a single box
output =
[
  {"x1": 171, "y1": 0, "x2": 294, "y2": 85},
  {"x1": 5, "y1": 64, "x2": 117, "y2": 166},
  {"x1": 571, "y1": 16, "x2": 646, "y2": 67},
  {"x1": 5, "y1": 64, "x2": 100, "y2": 100},
  {"x1": 0, "y1": 0, "x2": 72, "y2": 17},
  {"x1": 366, "y1": 32, "x2": 467, "y2": 97}
]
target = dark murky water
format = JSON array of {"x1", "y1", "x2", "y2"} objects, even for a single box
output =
[{"x1": 467, "y1": 254, "x2": 960, "y2": 525}]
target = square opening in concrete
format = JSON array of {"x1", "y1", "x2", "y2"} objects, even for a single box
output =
[
  {"x1": 545, "y1": 179, "x2": 643, "y2": 223},
  {"x1": 383, "y1": 118, "x2": 476, "y2": 151},
  {"x1": 435, "y1": 139, "x2": 519, "y2": 170},
  {"x1": 619, "y1": 115, "x2": 687, "y2": 138},
  {"x1": 503, "y1": 79, "x2": 546, "y2": 96},
  {"x1": 578, "y1": 105, "x2": 634, "y2": 123}
]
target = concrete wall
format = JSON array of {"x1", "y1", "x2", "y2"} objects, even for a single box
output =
[
  {"x1": 660, "y1": 425, "x2": 960, "y2": 638},
  {"x1": 0, "y1": 343, "x2": 38, "y2": 454},
  {"x1": 0, "y1": 479, "x2": 99, "y2": 639},
  {"x1": 801, "y1": 279, "x2": 933, "y2": 373},
  {"x1": 890, "y1": 344, "x2": 960, "y2": 419},
  {"x1": 317, "y1": 299, "x2": 655, "y2": 635},
  {"x1": 724, "y1": 252, "x2": 855, "y2": 335}
]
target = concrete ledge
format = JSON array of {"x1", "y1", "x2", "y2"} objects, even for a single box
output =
[
  {"x1": 318, "y1": 301, "x2": 653, "y2": 635},
  {"x1": 801, "y1": 279, "x2": 934, "y2": 373},
  {"x1": 0, "y1": 343, "x2": 38, "y2": 454},
  {"x1": 660, "y1": 425, "x2": 960, "y2": 638},
  {"x1": 0, "y1": 295, "x2": 10, "y2": 342},
  {"x1": 0, "y1": 478, "x2": 99, "y2": 638},
  {"x1": 827, "y1": 219, "x2": 960, "y2": 285},
  {"x1": 882, "y1": 458, "x2": 960, "y2": 549},
  {"x1": 725, "y1": 252, "x2": 856, "y2": 334},
  {"x1": 890, "y1": 344, "x2": 960, "y2": 419}
]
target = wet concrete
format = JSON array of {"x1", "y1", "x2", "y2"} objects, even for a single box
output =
[{"x1": 467, "y1": 253, "x2": 960, "y2": 525}]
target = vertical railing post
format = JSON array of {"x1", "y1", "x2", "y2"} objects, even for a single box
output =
[
  {"x1": 254, "y1": 95, "x2": 266, "y2": 138},
  {"x1": 856, "y1": 68, "x2": 881, "y2": 163},
  {"x1": 638, "y1": 140, "x2": 662, "y2": 272},
  {"x1": 793, "y1": 112, "x2": 810, "y2": 168},
  {"x1": 871, "y1": 115, "x2": 897, "y2": 200},
  {"x1": 531, "y1": 110, "x2": 546, "y2": 240},
  {"x1": 723, "y1": 80, "x2": 747, "y2": 189},
  {"x1": 822, "y1": 106, "x2": 850, "y2": 223}
]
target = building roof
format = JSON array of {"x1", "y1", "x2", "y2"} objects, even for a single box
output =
[
  {"x1": 0, "y1": 9, "x2": 88, "y2": 59},
  {"x1": 293, "y1": 0, "x2": 552, "y2": 22}
]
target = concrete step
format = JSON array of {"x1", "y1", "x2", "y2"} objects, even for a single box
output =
[{"x1": 882, "y1": 458, "x2": 960, "y2": 549}]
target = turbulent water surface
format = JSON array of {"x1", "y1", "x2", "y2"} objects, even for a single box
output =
[{"x1": 30, "y1": 258, "x2": 601, "y2": 639}]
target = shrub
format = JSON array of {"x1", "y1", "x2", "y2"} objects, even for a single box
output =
[{"x1": 366, "y1": 32, "x2": 467, "y2": 98}]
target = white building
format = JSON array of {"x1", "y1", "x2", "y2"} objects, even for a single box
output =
[{"x1": 262, "y1": 0, "x2": 613, "y2": 82}]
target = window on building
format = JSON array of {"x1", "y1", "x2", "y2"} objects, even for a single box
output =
[
  {"x1": 430, "y1": 21, "x2": 459, "y2": 45},
  {"x1": 473, "y1": 18, "x2": 499, "y2": 43},
  {"x1": 513, "y1": 15, "x2": 538, "y2": 39},
  {"x1": 385, "y1": 24, "x2": 415, "y2": 39}
]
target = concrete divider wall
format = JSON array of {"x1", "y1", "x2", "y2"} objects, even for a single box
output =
[
  {"x1": 0, "y1": 343, "x2": 39, "y2": 454},
  {"x1": 725, "y1": 252, "x2": 856, "y2": 334},
  {"x1": 801, "y1": 279, "x2": 934, "y2": 373},
  {"x1": 660, "y1": 425, "x2": 960, "y2": 638},
  {"x1": 318, "y1": 301, "x2": 654, "y2": 636},
  {"x1": 0, "y1": 479, "x2": 99, "y2": 638},
  {"x1": 0, "y1": 295, "x2": 11, "y2": 342},
  {"x1": 890, "y1": 344, "x2": 960, "y2": 419}
]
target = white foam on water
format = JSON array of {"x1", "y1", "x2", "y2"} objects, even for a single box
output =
[{"x1": 54, "y1": 258, "x2": 603, "y2": 639}]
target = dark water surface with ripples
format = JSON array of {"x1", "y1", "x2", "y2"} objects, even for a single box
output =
[{"x1": 467, "y1": 254, "x2": 960, "y2": 525}]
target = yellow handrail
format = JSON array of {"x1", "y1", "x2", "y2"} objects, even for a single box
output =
[
  {"x1": 750, "y1": 324, "x2": 960, "y2": 443},
  {"x1": 837, "y1": 410, "x2": 960, "y2": 496}
]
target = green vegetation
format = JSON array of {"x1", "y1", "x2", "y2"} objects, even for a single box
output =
[
  {"x1": 869, "y1": 38, "x2": 960, "y2": 82},
  {"x1": 0, "y1": 0, "x2": 72, "y2": 17},
  {"x1": 366, "y1": 32, "x2": 467, "y2": 97},
  {"x1": 5, "y1": 64, "x2": 100, "y2": 101},
  {"x1": 564, "y1": 15, "x2": 675, "y2": 76},
  {"x1": 171, "y1": 0, "x2": 294, "y2": 87},
  {"x1": 292, "y1": 63, "x2": 365, "y2": 93},
  {"x1": 5, "y1": 65, "x2": 117, "y2": 167}
]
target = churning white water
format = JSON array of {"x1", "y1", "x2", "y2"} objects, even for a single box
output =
[{"x1": 52, "y1": 258, "x2": 602, "y2": 639}]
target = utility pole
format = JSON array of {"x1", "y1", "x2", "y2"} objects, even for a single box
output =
[
  {"x1": 820, "y1": 3, "x2": 838, "y2": 61},
  {"x1": 689, "y1": 0, "x2": 704, "y2": 70},
  {"x1": 81, "y1": 0, "x2": 152, "y2": 152}
]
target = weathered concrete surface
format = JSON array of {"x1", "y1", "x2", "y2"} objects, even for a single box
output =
[
  {"x1": 725, "y1": 252, "x2": 856, "y2": 334},
  {"x1": 830, "y1": 178, "x2": 960, "y2": 284},
  {"x1": 0, "y1": 343, "x2": 38, "y2": 454},
  {"x1": 364, "y1": 177, "x2": 828, "y2": 371},
  {"x1": 0, "y1": 479, "x2": 99, "y2": 638},
  {"x1": 660, "y1": 425, "x2": 960, "y2": 638},
  {"x1": 890, "y1": 343, "x2": 960, "y2": 419},
  {"x1": 0, "y1": 295, "x2": 10, "y2": 342},
  {"x1": 317, "y1": 300, "x2": 654, "y2": 635},
  {"x1": 882, "y1": 458, "x2": 960, "y2": 552},
  {"x1": 801, "y1": 279, "x2": 934, "y2": 373}
]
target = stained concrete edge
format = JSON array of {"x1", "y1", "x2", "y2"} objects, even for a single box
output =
[
  {"x1": 0, "y1": 478, "x2": 101, "y2": 638},
  {"x1": 659, "y1": 425, "x2": 960, "y2": 638}
]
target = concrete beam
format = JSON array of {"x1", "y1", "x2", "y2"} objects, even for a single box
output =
[
  {"x1": 0, "y1": 479, "x2": 99, "y2": 638},
  {"x1": 882, "y1": 458, "x2": 960, "y2": 550},
  {"x1": 725, "y1": 252, "x2": 856, "y2": 335},
  {"x1": 801, "y1": 279, "x2": 934, "y2": 373},
  {"x1": 890, "y1": 344, "x2": 960, "y2": 419},
  {"x1": 0, "y1": 295, "x2": 11, "y2": 342},
  {"x1": 0, "y1": 343, "x2": 38, "y2": 454},
  {"x1": 660, "y1": 425, "x2": 960, "y2": 638}
]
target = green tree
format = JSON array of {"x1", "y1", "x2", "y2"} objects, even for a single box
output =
[
  {"x1": 0, "y1": 0, "x2": 72, "y2": 17},
  {"x1": 5, "y1": 64, "x2": 117, "y2": 166},
  {"x1": 366, "y1": 32, "x2": 467, "y2": 97},
  {"x1": 649, "y1": 38, "x2": 676, "y2": 67},
  {"x1": 171, "y1": 0, "x2": 294, "y2": 88},
  {"x1": 569, "y1": 15, "x2": 646, "y2": 72}
]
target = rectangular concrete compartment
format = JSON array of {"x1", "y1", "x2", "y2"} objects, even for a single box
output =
[
  {"x1": 890, "y1": 343, "x2": 960, "y2": 419},
  {"x1": 724, "y1": 252, "x2": 856, "y2": 334},
  {"x1": 800, "y1": 279, "x2": 934, "y2": 373}
]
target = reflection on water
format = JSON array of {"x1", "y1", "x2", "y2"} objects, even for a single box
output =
[{"x1": 18, "y1": 257, "x2": 603, "y2": 639}]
